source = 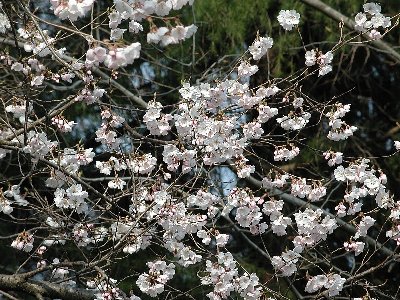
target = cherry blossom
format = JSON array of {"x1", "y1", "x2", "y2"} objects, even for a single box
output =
[{"x1": 277, "y1": 10, "x2": 301, "y2": 31}]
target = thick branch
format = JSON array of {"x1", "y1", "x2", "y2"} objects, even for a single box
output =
[{"x1": 0, "y1": 273, "x2": 94, "y2": 300}]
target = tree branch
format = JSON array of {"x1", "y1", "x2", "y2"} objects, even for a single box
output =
[
  {"x1": 0, "y1": 273, "x2": 95, "y2": 300},
  {"x1": 301, "y1": 0, "x2": 400, "y2": 63}
]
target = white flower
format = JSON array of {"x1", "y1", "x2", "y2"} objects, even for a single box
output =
[
  {"x1": 237, "y1": 61, "x2": 259, "y2": 78},
  {"x1": 249, "y1": 36, "x2": 273, "y2": 60},
  {"x1": 271, "y1": 250, "x2": 300, "y2": 276},
  {"x1": 354, "y1": 216, "x2": 375, "y2": 239},
  {"x1": 31, "y1": 75, "x2": 45, "y2": 86},
  {"x1": 305, "y1": 275, "x2": 328, "y2": 293},
  {"x1": 23, "y1": 131, "x2": 57, "y2": 161},
  {"x1": 50, "y1": 0, "x2": 95, "y2": 21},
  {"x1": 11, "y1": 232, "x2": 34, "y2": 252},
  {"x1": 274, "y1": 145, "x2": 300, "y2": 161},
  {"x1": 326, "y1": 274, "x2": 346, "y2": 296},
  {"x1": 257, "y1": 104, "x2": 278, "y2": 123},
  {"x1": 136, "y1": 260, "x2": 175, "y2": 297},
  {"x1": 317, "y1": 51, "x2": 333, "y2": 76},
  {"x1": 0, "y1": 12, "x2": 11, "y2": 33},
  {"x1": 215, "y1": 233, "x2": 229, "y2": 247},
  {"x1": 0, "y1": 195, "x2": 13, "y2": 214},
  {"x1": 363, "y1": 3, "x2": 381, "y2": 15},
  {"x1": 277, "y1": 10, "x2": 300, "y2": 31},
  {"x1": 129, "y1": 21, "x2": 143, "y2": 33},
  {"x1": 108, "y1": 178, "x2": 126, "y2": 190},
  {"x1": 51, "y1": 115, "x2": 76, "y2": 132},
  {"x1": 104, "y1": 42, "x2": 141, "y2": 69},
  {"x1": 305, "y1": 273, "x2": 345, "y2": 296},
  {"x1": 394, "y1": 141, "x2": 400, "y2": 151},
  {"x1": 305, "y1": 49, "x2": 317, "y2": 67},
  {"x1": 355, "y1": 13, "x2": 368, "y2": 31},
  {"x1": 344, "y1": 241, "x2": 365, "y2": 256},
  {"x1": 323, "y1": 151, "x2": 343, "y2": 166},
  {"x1": 277, "y1": 112, "x2": 311, "y2": 131}
]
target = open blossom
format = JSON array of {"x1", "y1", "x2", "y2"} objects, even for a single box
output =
[
  {"x1": 327, "y1": 119, "x2": 357, "y2": 141},
  {"x1": 354, "y1": 215, "x2": 375, "y2": 239},
  {"x1": 104, "y1": 42, "x2": 141, "y2": 69},
  {"x1": 136, "y1": 260, "x2": 175, "y2": 297},
  {"x1": 354, "y1": 2, "x2": 390, "y2": 34},
  {"x1": 277, "y1": 111, "x2": 311, "y2": 130},
  {"x1": 0, "y1": 193, "x2": 13, "y2": 214},
  {"x1": 271, "y1": 250, "x2": 300, "y2": 276},
  {"x1": 5, "y1": 100, "x2": 33, "y2": 123},
  {"x1": 249, "y1": 36, "x2": 273, "y2": 60},
  {"x1": 305, "y1": 50, "x2": 334, "y2": 76},
  {"x1": 86, "y1": 46, "x2": 107, "y2": 66},
  {"x1": 305, "y1": 273, "x2": 345, "y2": 297},
  {"x1": 144, "y1": 101, "x2": 172, "y2": 136},
  {"x1": 129, "y1": 20, "x2": 143, "y2": 33},
  {"x1": 11, "y1": 231, "x2": 34, "y2": 252},
  {"x1": 23, "y1": 131, "x2": 58, "y2": 161},
  {"x1": 394, "y1": 141, "x2": 400, "y2": 151},
  {"x1": 344, "y1": 241, "x2": 365, "y2": 256},
  {"x1": 51, "y1": 115, "x2": 76, "y2": 133},
  {"x1": 50, "y1": 0, "x2": 95, "y2": 21},
  {"x1": 274, "y1": 145, "x2": 300, "y2": 161},
  {"x1": 277, "y1": 10, "x2": 300, "y2": 31},
  {"x1": 237, "y1": 61, "x2": 258, "y2": 78},
  {"x1": 257, "y1": 104, "x2": 278, "y2": 122},
  {"x1": 54, "y1": 184, "x2": 89, "y2": 214},
  {"x1": 108, "y1": 178, "x2": 126, "y2": 190},
  {"x1": 0, "y1": 12, "x2": 11, "y2": 33},
  {"x1": 323, "y1": 151, "x2": 343, "y2": 166},
  {"x1": 305, "y1": 49, "x2": 316, "y2": 66},
  {"x1": 147, "y1": 24, "x2": 197, "y2": 46}
]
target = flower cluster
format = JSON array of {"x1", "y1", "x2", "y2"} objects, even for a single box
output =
[
  {"x1": 323, "y1": 150, "x2": 343, "y2": 166},
  {"x1": 334, "y1": 159, "x2": 390, "y2": 216},
  {"x1": 201, "y1": 252, "x2": 262, "y2": 300},
  {"x1": 274, "y1": 144, "x2": 300, "y2": 161},
  {"x1": 147, "y1": 24, "x2": 197, "y2": 46},
  {"x1": 54, "y1": 184, "x2": 89, "y2": 214},
  {"x1": 51, "y1": 115, "x2": 77, "y2": 133},
  {"x1": 0, "y1": 11, "x2": 10, "y2": 34},
  {"x1": 293, "y1": 208, "x2": 337, "y2": 252},
  {"x1": 143, "y1": 101, "x2": 172, "y2": 135},
  {"x1": 326, "y1": 103, "x2": 357, "y2": 141},
  {"x1": 305, "y1": 273, "x2": 346, "y2": 297},
  {"x1": 11, "y1": 231, "x2": 34, "y2": 252},
  {"x1": 50, "y1": 0, "x2": 95, "y2": 21},
  {"x1": 73, "y1": 223, "x2": 107, "y2": 247},
  {"x1": 162, "y1": 144, "x2": 196, "y2": 173},
  {"x1": 344, "y1": 240, "x2": 365, "y2": 256},
  {"x1": 249, "y1": 36, "x2": 273, "y2": 60},
  {"x1": 111, "y1": 220, "x2": 152, "y2": 254},
  {"x1": 354, "y1": 2, "x2": 391, "y2": 40},
  {"x1": 305, "y1": 50, "x2": 334, "y2": 76},
  {"x1": 136, "y1": 260, "x2": 175, "y2": 297},
  {"x1": 23, "y1": 131, "x2": 58, "y2": 162}
]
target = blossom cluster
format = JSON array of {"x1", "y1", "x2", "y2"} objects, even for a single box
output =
[
  {"x1": 2, "y1": 1, "x2": 400, "y2": 299},
  {"x1": 305, "y1": 273, "x2": 346, "y2": 297},
  {"x1": 136, "y1": 260, "x2": 175, "y2": 297},
  {"x1": 354, "y1": 2, "x2": 391, "y2": 40},
  {"x1": 201, "y1": 252, "x2": 262, "y2": 300}
]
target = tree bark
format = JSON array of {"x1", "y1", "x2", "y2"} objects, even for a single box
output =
[{"x1": 0, "y1": 273, "x2": 95, "y2": 300}]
